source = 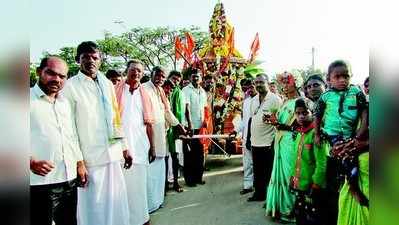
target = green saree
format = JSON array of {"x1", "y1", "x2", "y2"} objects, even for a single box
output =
[
  {"x1": 337, "y1": 152, "x2": 369, "y2": 225},
  {"x1": 265, "y1": 98, "x2": 297, "y2": 222}
]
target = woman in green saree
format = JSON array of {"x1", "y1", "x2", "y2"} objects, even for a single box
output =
[
  {"x1": 337, "y1": 151, "x2": 369, "y2": 225},
  {"x1": 265, "y1": 72, "x2": 303, "y2": 222},
  {"x1": 330, "y1": 135, "x2": 369, "y2": 225}
]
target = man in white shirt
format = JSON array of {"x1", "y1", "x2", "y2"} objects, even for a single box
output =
[
  {"x1": 248, "y1": 74, "x2": 282, "y2": 202},
  {"x1": 115, "y1": 59, "x2": 154, "y2": 225},
  {"x1": 234, "y1": 78, "x2": 257, "y2": 195},
  {"x1": 182, "y1": 70, "x2": 208, "y2": 186},
  {"x1": 62, "y1": 41, "x2": 132, "y2": 225},
  {"x1": 142, "y1": 66, "x2": 186, "y2": 213},
  {"x1": 30, "y1": 56, "x2": 87, "y2": 225}
]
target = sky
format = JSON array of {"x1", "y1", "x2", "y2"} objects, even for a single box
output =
[{"x1": 29, "y1": 0, "x2": 368, "y2": 84}]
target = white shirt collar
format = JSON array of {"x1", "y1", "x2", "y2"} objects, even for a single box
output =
[
  {"x1": 77, "y1": 70, "x2": 102, "y2": 82},
  {"x1": 32, "y1": 84, "x2": 64, "y2": 100},
  {"x1": 188, "y1": 83, "x2": 203, "y2": 91},
  {"x1": 32, "y1": 84, "x2": 46, "y2": 98}
]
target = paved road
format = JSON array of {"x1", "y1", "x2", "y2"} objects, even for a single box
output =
[{"x1": 150, "y1": 155, "x2": 280, "y2": 225}]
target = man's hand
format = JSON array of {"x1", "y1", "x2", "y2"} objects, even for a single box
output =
[
  {"x1": 263, "y1": 113, "x2": 278, "y2": 125},
  {"x1": 149, "y1": 147, "x2": 156, "y2": 163},
  {"x1": 229, "y1": 131, "x2": 237, "y2": 138},
  {"x1": 30, "y1": 158, "x2": 54, "y2": 176},
  {"x1": 176, "y1": 124, "x2": 187, "y2": 136},
  {"x1": 187, "y1": 123, "x2": 192, "y2": 133},
  {"x1": 309, "y1": 183, "x2": 322, "y2": 199},
  {"x1": 123, "y1": 150, "x2": 133, "y2": 169},
  {"x1": 77, "y1": 161, "x2": 88, "y2": 187},
  {"x1": 311, "y1": 183, "x2": 321, "y2": 190},
  {"x1": 185, "y1": 128, "x2": 193, "y2": 137}
]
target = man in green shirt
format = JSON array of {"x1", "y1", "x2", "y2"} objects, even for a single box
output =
[{"x1": 166, "y1": 70, "x2": 185, "y2": 192}]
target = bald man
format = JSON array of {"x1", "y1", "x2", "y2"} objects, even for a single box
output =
[
  {"x1": 30, "y1": 56, "x2": 87, "y2": 225},
  {"x1": 248, "y1": 74, "x2": 282, "y2": 201}
]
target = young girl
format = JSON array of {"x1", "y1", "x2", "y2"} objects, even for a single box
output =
[{"x1": 290, "y1": 98, "x2": 327, "y2": 225}]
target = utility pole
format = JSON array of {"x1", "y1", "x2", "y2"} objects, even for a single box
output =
[{"x1": 311, "y1": 46, "x2": 315, "y2": 71}]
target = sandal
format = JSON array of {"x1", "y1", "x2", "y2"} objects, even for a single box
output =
[{"x1": 173, "y1": 184, "x2": 184, "y2": 193}]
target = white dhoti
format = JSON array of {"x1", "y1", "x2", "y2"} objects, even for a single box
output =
[
  {"x1": 167, "y1": 154, "x2": 174, "y2": 183},
  {"x1": 147, "y1": 157, "x2": 166, "y2": 213},
  {"x1": 243, "y1": 145, "x2": 254, "y2": 189},
  {"x1": 77, "y1": 162, "x2": 129, "y2": 225},
  {"x1": 123, "y1": 163, "x2": 150, "y2": 225}
]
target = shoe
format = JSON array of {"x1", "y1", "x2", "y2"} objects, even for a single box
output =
[
  {"x1": 247, "y1": 196, "x2": 265, "y2": 202},
  {"x1": 186, "y1": 182, "x2": 197, "y2": 187},
  {"x1": 173, "y1": 184, "x2": 184, "y2": 193},
  {"x1": 240, "y1": 188, "x2": 254, "y2": 195},
  {"x1": 197, "y1": 180, "x2": 206, "y2": 185}
]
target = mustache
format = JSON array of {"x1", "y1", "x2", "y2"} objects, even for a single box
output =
[
  {"x1": 47, "y1": 81, "x2": 60, "y2": 87},
  {"x1": 85, "y1": 63, "x2": 97, "y2": 68}
]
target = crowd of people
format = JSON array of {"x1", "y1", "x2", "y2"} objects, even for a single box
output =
[
  {"x1": 234, "y1": 62, "x2": 369, "y2": 225},
  {"x1": 30, "y1": 40, "x2": 369, "y2": 225}
]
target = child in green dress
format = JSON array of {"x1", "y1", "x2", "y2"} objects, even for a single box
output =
[{"x1": 290, "y1": 98, "x2": 327, "y2": 225}]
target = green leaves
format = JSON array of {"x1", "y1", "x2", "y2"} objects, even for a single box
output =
[{"x1": 33, "y1": 26, "x2": 209, "y2": 78}]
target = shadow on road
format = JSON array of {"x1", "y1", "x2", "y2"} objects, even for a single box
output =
[{"x1": 150, "y1": 154, "x2": 280, "y2": 225}]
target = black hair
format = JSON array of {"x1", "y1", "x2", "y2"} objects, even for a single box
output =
[
  {"x1": 163, "y1": 79, "x2": 175, "y2": 88},
  {"x1": 239, "y1": 78, "x2": 247, "y2": 86},
  {"x1": 364, "y1": 76, "x2": 369, "y2": 85},
  {"x1": 216, "y1": 83, "x2": 225, "y2": 88},
  {"x1": 37, "y1": 56, "x2": 65, "y2": 71},
  {"x1": 140, "y1": 75, "x2": 150, "y2": 83},
  {"x1": 240, "y1": 78, "x2": 253, "y2": 87},
  {"x1": 190, "y1": 68, "x2": 199, "y2": 76},
  {"x1": 305, "y1": 74, "x2": 326, "y2": 86},
  {"x1": 75, "y1": 41, "x2": 100, "y2": 62},
  {"x1": 168, "y1": 70, "x2": 182, "y2": 78},
  {"x1": 203, "y1": 75, "x2": 213, "y2": 81},
  {"x1": 295, "y1": 98, "x2": 309, "y2": 110},
  {"x1": 38, "y1": 57, "x2": 50, "y2": 70},
  {"x1": 327, "y1": 60, "x2": 349, "y2": 80},
  {"x1": 105, "y1": 69, "x2": 121, "y2": 79}
]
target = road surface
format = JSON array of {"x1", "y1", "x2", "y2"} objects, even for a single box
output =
[{"x1": 150, "y1": 155, "x2": 280, "y2": 225}]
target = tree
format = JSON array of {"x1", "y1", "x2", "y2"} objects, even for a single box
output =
[
  {"x1": 57, "y1": 47, "x2": 80, "y2": 77},
  {"x1": 97, "y1": 26, "x2": 208, "y2": 72},
  {"x1": 30, "y1": 63, "x2": 38, "y2": 87},
  {"x1": 33, "y1": 26, "x2": 209, "y2": 77},
  {"x1": 294, "y1": 66, "x2": 325, "y2": 83}
]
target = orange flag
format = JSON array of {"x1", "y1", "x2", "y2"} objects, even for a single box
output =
[
  {"x1": 249, "y1": 32, "x2": 260, "y2": 63},
  {"x1": 175, "y1": 36, "x2": 183, "y2": 60},
  {"x1": 184, "y1": 32, "x2": 195, "y2": 62}
]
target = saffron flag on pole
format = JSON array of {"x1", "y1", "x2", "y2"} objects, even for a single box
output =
[
  {"x1": 184, "y1": 32, "x2": 196, "y2": 63},
  {"x1": 175, "y1": 36, "x2": 184, "y2": 60},
  {"x1": 249, "y1": 32, "x2": 260, "y2": 63}
]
